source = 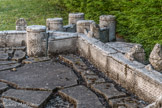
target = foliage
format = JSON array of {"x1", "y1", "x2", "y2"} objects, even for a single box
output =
[
  {"x1": 54, "y1": 0, "x2": 162, "y2": 57},
  {"x1": 0, "y1": 0, "x2": 161, "y2": 57}
]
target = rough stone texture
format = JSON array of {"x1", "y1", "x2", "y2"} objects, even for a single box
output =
[
  {"x1": 46, "y1": 18, "x2": 63, "y2": 31},
  {"x1": 2, "y1": 89, "x2": 52, "y2": 108},
  {"x1": 59, "y1": 85, "x2": 103, "y2": 108},
  {"x1": 16, "y1": 18, "x2": 27, "y2": 31},
  {"x1": 77, "y1": 20, "x2": 94, "y2": 33},
  {"x1": 12, "y1": 50, "x2": 26, "y2": 61},
  {"x1": 145, "y1": 96, "x2": 162, "y2": 108},
  {"x1": 99, "y1": 15, "x2": 116, "y2": 41},
  {"x1": 0, "y1": 61, "x2": 17, "y2": 65},
  {"x1": 0, "y1": 63, "x2": 21, "y2": 71},
  {"x1": 78, "y1": 35, "x2": 162, "y2": 103},
  {"x1": 26, "y1": 25, "x2": 47, "y2": 57},
  {"x1": 22, "y1": 57, "x2": 50, "y2": 64},
  {"x1": 48, "y1": 36, "x2": 77, "y2": 55},
  {"x1": 1, "y1": 98, "x2": 32, "y2": 108},
  {"x1": 91, "y1": 83, "x2": 126, "y2": 100},
  {"x1": 63, "y1": 24, "x2": 76, "y2": 33},
  {"x1": 100, "y1": 28, "x2": 109, "y2": 43},
  {"x1": 109, "y1": 96, "x2": 146, "y2": 108},
  {"x1": 106, "y1": 42, "x2": 138, "y2": 54},
  {"x1": 0, "y1": 82, "x2": 8, "y2": 93},
  {"x1": 149, "y1": 44, "x2": 162, "y2": 72},
  {"x1": 0, "y1": 31, "x2": 26, "y2": 47},
  {"x1": 125, "y1": 44, "x2": 146, "y2": 64},
  {"x1": 69, "y1": 13, "x2": 84, "y2": 25},
  {"x1": 87, "y1": 22, "x2": 100, "y2": 39},
  {"x1": 0, "y1": 61, "x2": 78, "y2": 90},
  {"x1": 0, "y1": 52, "x2": 8, "y2": 60}
]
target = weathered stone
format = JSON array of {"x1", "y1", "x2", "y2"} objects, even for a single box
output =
[
  {"x1": 2, "y1": 89, "x2": 52, "y2": 108},
  {"x1": 0, "y1": 61, "x2": 17, "y2": 65},
  {"x1": 26, "y1": 25, "x2": 47, "y2": 57},
  {"x1": 149, "y1": 44, "x2": 162, "y2": 72},
  {"x1": 145, "y1": 96, "x2": 162, "y2": 108},
  {"x1": 6, "y1": 49, "x2": 14, "y2": 57},
  {"x1": 63, "y1": 24, "x2": 76, "y2": 32},
  {"x1": 16, "y1": 18, "x2": 27, "y2": 31},
  {"x1": 0, "y1": 82, "x2": 8, "y2": 93},
  {"x1": 0, "y1": 61, "x2": 78, "y2": 90},
  {"x1": 59, "y1": 85, "x2": 103, "y2": 108},
  {"x1": 46, "y1": 18, "x2": 63, "y2": 31},
  {"x1": 109, "y1": 96, "x2": 146, "y2": 108},
  {"x1": 69, "y1": 13, "x2": 84, "y2": 25},
  {"x1": 77, "y1": 20, "x2": 94, "y2": 33},
  {"x1": 0, "y1": 63, "x2": 21, "y2": 71},
  {"x1": 12, "y1": 50, "x2": 26, "y2": 61},
  {"x1": 125, "y1": 44, "x2": 146, "y2": 64},
  {"x1": 87, "y1": 22, "x2": 100, "y2": 39},
  {"x1": 91, "y1": 83, "x2": 126, "y2": 100},
  {"x1": 1, "y1": 98, "x2": 32, "y2": 108},
  {"x1": 100, "y1": 27, "x2": 109, "y2": 43},
  {"x1": 22, "y1": 57, "x2": 50, "y2": 64},
  {"x1": 0, "y1": 52, "x2": 8, "y2": 60},
  {"x1": 99, "y1": 15, "x2": 116, "y2": 41}
]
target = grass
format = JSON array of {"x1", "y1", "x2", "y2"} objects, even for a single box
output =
[{"x1": 0, "y1": 0, "x2": 68, "y2": 31}]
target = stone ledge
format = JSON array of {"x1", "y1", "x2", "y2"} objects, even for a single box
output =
[{"x1": 77, "y1": 34, "x2": 162, "y2": 103}]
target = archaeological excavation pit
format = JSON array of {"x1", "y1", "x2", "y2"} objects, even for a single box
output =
[{"x1": 0, "y1": 13, "x2": 161, "y2": 108}]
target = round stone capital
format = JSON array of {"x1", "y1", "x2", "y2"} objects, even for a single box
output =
[
  {"x1": 100, "y1": 15, "x2": 116, "y2": 21},
  {"x1": 26, "y1": 25, "x2": 46, "y2": 32}
]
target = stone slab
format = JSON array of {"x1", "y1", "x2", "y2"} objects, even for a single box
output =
[
  {"x1": 2, "y1": 89, "x2": 52, "y2": 108},
  {"x1": 0, "y1": 61, "x2": 17, "y2": 65},
  {"x1": 59, "y1": 85, "x2": 104, "y2": 108},
  {"x1": 1, "y1": 98, "x2": 32, "y2": 108},
  {"x1": 0, "y1": 63, "x2": 21, "y2": 72},
  {"x1": 0, "y1": 52, "x2": 8, "y2": 61},
  {"x1": 0, "y1": 61, "x2": 78, "y2": 90},
  {"x1": 91, "y1": 83, "x2": 126, "y2": 100},
  {"x1": 22, "y1": 57, "x2": 50, "y2": 64},
  {"x1": 0, "y1": 82, "x2": 8, "y2": 93},
  {"x1": 12, "y1": 50, "x2": 26, "y2": 61},
  {"x1": 109, "y1": 96, "x2": 146, "y2": 108}
]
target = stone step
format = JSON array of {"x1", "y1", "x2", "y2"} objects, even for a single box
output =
[
  {"x1": 22, "y1": 57, "x2": 50, "y2": 64},
  {"x1": 1, "y1": 98, "x2": 32, "y2": 108},
  {"x1": 2, "y1": 89, "x2": 52, "y2": 108},
  {"x1": 0, "y1": 82, "x2": 8, "y2": 93},
  {"x1": 0, "y1": 52, "x2": 9, "y2": 61},
  {"x1": 0, "y1": 63, "x2": 21, "y2": 72},
  {"x1": 0, "y1": 61, "x2": 17, "y2": 65},
  {"x1": 0, "y1": 46, "x2": 26, "y2": 51},
  {"x1": 58, "y1": 85, "x2": 104, "y2": 108}
]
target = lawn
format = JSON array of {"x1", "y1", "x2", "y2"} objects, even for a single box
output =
[{"x1": 0, "y1": 0, "x2": 68, "y2": 31}]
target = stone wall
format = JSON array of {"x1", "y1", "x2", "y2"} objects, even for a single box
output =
[{"x1": 0, "y1": 13, "x2": 161, "y2": 104}]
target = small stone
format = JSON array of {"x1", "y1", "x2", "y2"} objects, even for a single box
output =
[
  {"x1": 16, "y1": 18, "x2": 27, "y2": 31},
  {"x1": 12, "y1": 50, "x2": 26, "y2": 61},
  {"x1": 125, "y1": 44, "x2": 146, "y2": 64},
  {"x1": 149, "y1": 44, "x2": 162, "y2": 72}
]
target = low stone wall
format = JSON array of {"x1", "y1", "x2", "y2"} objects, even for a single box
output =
[
  {"x1": 0, "y1": 31, "x2": 26, "y2": 47},
  {"x1": 77, "y1": 34, "x2": 162, "y2": 103}
]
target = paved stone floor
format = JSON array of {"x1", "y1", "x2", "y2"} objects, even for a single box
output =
[{"x1": 0, "y1": 47, "x2": 148, "y2": 108}]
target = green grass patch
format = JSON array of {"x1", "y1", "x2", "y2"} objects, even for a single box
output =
[{"x1": 0, "y1": 0, "x2": 68, "y2": 30}]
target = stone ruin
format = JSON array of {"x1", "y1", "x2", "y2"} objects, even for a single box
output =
[{"x1": 0, "y1": 13, "x2": 161, "y2": 108}]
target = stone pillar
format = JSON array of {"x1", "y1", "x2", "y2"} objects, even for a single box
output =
[
  {"x1": 69, "y1": 13, "x2": 84, "y2": 25},
  {"x1": 77, "y1": 20, "x2": 94, "y2": 33},
  {"x1": 16, "y1": 18, "x2": 27, "y2": 31},
  {"x1": 26, "y1": 25, "x2": 46, "y2": 57},
  {"x1": 99, "y1": 15, "x2": 116, "y2": 41},
  {"x1": 46, "y1": 18, "x2": 63, "y2": 31}
]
